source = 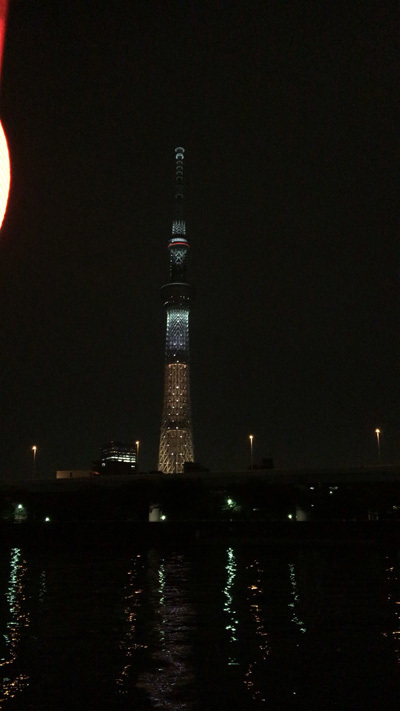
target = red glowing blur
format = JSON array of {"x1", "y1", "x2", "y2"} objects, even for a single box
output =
[
  {"x1": 0, "y1": 0, "x2": 8, "y2": 81},
  {"x1": 0, "y1": 120, "x2": 10, "y2": 229},
  {"x1": 0, "y1": 0, "x2": 10, "y2": 230}
]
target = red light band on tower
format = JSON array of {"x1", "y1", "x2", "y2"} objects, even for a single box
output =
[{"x1": 168, "y1": 240, "x2": 189, "y2": 248}]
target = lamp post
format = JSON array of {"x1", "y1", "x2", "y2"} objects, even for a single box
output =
[
  {"x1": 135, "y1": 440, "x2": 140, "y2": 474},
  {"x1": 249, "y1": 434, "x2": 254, "y2": 470},
  {"x1": 375, "y1": 429, "x2": 381, "y2": 463},
  {"x1": 32, "y1": 445, "x2": 37, "y2": 478}
]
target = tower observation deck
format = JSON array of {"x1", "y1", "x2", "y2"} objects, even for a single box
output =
[{"x1": 158, "y1": 148, "x2": 195, "y2": 473}]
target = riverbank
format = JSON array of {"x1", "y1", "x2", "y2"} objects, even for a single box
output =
[{"x1": 2, "y1": 519, "x2": 400, "y2": 550}]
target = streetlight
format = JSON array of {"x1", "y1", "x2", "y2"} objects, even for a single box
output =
[
  {"x1": 375, "y1": 429, "x2": 381, "y2": 463},
  {"x1": 32, "y1": 445, "x2": 37, "y2": 478},
  {"x1": 136, "y1": 440, "x2": 140, "y2": 473},
  {"x1": 249, "y1": 435, "x2": 254, "y2": 470}
]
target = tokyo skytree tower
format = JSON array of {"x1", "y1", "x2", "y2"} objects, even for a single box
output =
[{"x1": 158, "y1": 147, "x2": 195, "y2": 473}]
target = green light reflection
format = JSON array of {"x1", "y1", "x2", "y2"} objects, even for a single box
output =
[
  {"x1": 223, "y1": 547, "x2": 239, "y2": 666},
  {"x1": 288, "y1": 562, "x2": 307, "y2": 636},
  {"x1": 0, "y1": 547, "x2": 30, "y2": 705}
]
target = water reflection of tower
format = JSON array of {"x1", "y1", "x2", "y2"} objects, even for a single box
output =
[
  {"x1": 136, "y1": 550, "x2": 195, "y2": 708},
  {"x1": 158, "y1": 148, "x2": 195, "y2": 474}
]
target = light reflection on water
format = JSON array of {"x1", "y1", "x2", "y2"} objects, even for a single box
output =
[
  {"x1": 244, "y1": 558, "x2": 271, "y2": 703},
  {"x1": 39, "y1": 569, "x2": 46, "y2": 604},
  {"x1": 288, "y1": 562, "x2": 306, "y2": 637},
  {"x1": 383, "y1": 554, "x2": 400, "y2": 664},
  {"x1": 116, "y1": 553, "x2": 147, "y2": 695},
  {"x1": 0, "y1": 544, "x2": 398, "y2": 708},
  {"x1": 223, "y1": 547, "x2": 239, "y2": 666},
  {"x1": 0, "y1": 547, "x2": 30, "y2": 706},
  {"x1": 135, "y1": 551, "x2": 196, "y2": 709}
]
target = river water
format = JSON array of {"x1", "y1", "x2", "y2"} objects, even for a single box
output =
[{"x1": 0, "y1": 540, "x2": 400, "y2": 709}]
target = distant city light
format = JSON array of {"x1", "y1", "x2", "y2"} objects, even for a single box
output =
[
  {"x1": 44, "y1": 516, "x2": 50, "y2": 522},
  {"x1": 288, "y1": 514, "x2": 293, "y2": 519},
  {"x1": 160, "y1": 514, "x2": 166, "y2": 521},
  {"x1": 249, "y1": 434, "x2": 254, "y2": 470},
  {"x1": 32, "y1": 444, "x2": 37, "y2": 479},
  {"x1": 17, "y1": 504, "x2": 23, "y2": 510},
  {"x1": 375, "y1": 428, "x2": 381, "y2": 462}
]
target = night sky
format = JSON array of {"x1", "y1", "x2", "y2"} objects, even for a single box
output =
[{"x1": 0, "y1": 0, "x2": 396, "y2": 479}]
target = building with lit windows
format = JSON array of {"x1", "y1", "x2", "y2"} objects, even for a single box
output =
[
  {"x1": 158, "y1": 147, "x2": 195, "y2": 474},
  {"x1": 96, "y1": 441, "x2": 137, "y2": 475}
]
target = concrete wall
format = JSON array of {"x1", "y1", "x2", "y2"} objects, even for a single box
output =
[{"x1": 56, "y1": 470, "x2": 98, "y2": 479}]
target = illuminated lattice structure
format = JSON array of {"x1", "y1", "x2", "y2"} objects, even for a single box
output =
[{"x1": 158, "y1": 148, "x2": 195, "y2": 473}]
